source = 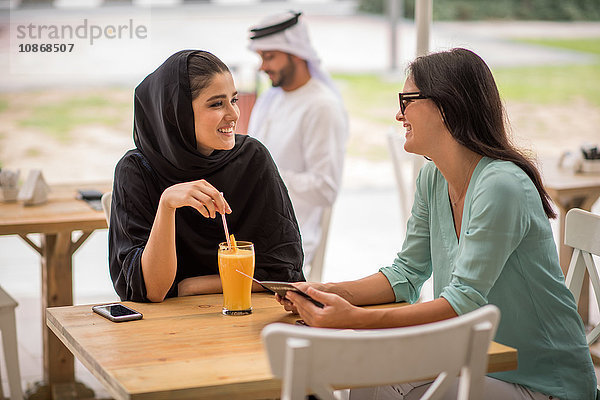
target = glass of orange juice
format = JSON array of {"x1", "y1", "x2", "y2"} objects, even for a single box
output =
[{"x1": 218, "y1": 241, "x2": 255, "y2": 315}]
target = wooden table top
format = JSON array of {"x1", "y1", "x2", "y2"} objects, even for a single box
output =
[
  {"x1": 541, "y1": 158, "x2": 600, "y2": 192},
  {"x1": 46, "y1": 293, "x2": 518, "y2": 400},
  {"x1": 0, "y1": 182, "x2": 111, "y2": 235}
]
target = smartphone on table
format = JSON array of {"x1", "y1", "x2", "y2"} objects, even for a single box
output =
[{"x1": 92, "y1": 303, "x2": 143, "y2": 322}]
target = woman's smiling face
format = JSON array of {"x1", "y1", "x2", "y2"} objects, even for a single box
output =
[
  {"x1": 191, "y1": 72, "x2": 240, "y2": 156},
  {"x1": 396, "y1": 76, "x2": 448, "y2": 158}
]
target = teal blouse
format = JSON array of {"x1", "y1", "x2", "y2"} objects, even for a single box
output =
[{"x1": 380, "y1": 157, "x2": 596, "y2": 400}]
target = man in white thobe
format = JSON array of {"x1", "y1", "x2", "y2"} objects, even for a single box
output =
[{"x1": 248, "y1": 11, "x2": 349, "y2": 280}]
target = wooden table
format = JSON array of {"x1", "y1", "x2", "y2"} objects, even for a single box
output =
[
  {"x1": 46, "y1": 293, "x2": 518, "y2": 400},
  {"x1": 0, "y1": 182, "x2": 110, "y2": 392},
  {"x1": 541, "y1": 159, "x2": 600, "y2": 323}
]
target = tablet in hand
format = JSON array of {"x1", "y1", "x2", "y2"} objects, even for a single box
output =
[
  {"x1": 260, "y1": 281, "x2": 324, "y2": 308},
  {"x1": 235, "y1": 270, "x2": 324, "y2": 308}
]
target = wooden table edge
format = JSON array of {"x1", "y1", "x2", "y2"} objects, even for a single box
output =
[
  {"x1": 126, "y1": 379, "x2": 281, "y2": 400},
  {"x1": 46, "y1": 310, "x2": 130, "y2": 400},
  {"x1": 46, "y1": 297, "x2": 518, "y2": 399},
  {"x1": 486, "y1": 341, "x2": 518, "y2": 373}
]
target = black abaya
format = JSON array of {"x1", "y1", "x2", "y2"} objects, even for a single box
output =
[{"x1": 108, "y1": 50, "x2": 304, "y2": 302}]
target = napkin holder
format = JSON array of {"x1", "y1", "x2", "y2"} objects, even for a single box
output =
[
  {"x1": 18, "y1": 170, "x2": 50, "y2": 206},
  {"x1": 581, "y1": 159, "x2": 600, "y2": 174},
  {"x1": 559, "y1": 145, "x2": 600, "y2": 174},
  {"x1": 0, "y1": 169, "x2": 20, "y2": 202}
]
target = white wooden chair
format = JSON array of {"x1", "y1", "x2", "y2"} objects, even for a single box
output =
[
  {"x1": 101, "y1": 191, "x2": 112, "y2": 226},
  {"x1": 564, "y1": 208, "x2": 600, "y2": 346},
  {"x1": 0, "y1": 286, "x2": 23, "y2": 400},
  {"x1": 262, "y1": 304, "x2": 500, "y2": 400},
  {"x1": 305, "y1": 206, "x2": 333, "y2": 283},
  {"x1": 387, "y1": 129, "x2": 425, "y2": 229}
]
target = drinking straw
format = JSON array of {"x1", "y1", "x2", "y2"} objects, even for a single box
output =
[
  {"x1": 220, "y1": 192, "x2": 231, "y2": 248},
  {"x1": 221, "y1": 213, "x2": 231, "y2": 248},
  {"x1": 236, "y1": 269, "x2": 259, "y2": 284}
]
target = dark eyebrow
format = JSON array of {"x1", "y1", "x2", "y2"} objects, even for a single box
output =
[
  {"x1": 205, "y1": 94, "x2": 226, "y2": 103},
  {"x1": 205, "y1": 91, "x2": 239, "y2": 103}
]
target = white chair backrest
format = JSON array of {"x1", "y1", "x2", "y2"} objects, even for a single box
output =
[
  {"x1": 565, "y1": 208, "x2": 600, "y2": 345},
  {"x1": 0, "y1": 285, "x2": 24, "y2": 400},
  {"x1": 262, "y1": 304, "x2": 500, "y2": 400},
  {"x1": 305, "y1": 206, "x2": 333, "y2": 283},
  {"x1": 101, "y1": 191, "x2": 112, "y2": 226},
  {"x1": 387, "y1": 130, "x2": 425, "y2": 228}
]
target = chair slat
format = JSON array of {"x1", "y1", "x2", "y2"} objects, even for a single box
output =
[{"x1": 565, "y1": 208, "x2": 600, "y2": 347}]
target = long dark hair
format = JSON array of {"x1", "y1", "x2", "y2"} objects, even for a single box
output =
[
  {"x1": 187, "y1": 51, "x2": 230, "y2": 100},
  {"x1": 408, "y1": 48, "x2": 556, "y2": 219}
]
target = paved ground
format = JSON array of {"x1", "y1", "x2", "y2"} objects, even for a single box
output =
[{"x1": 0, "y1": 1, "x2": 600, "y2": 398}]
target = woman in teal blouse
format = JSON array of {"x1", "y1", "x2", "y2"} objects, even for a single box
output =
[{"x1": 278, "y1": 48, "x2": 596, "y2": 399}]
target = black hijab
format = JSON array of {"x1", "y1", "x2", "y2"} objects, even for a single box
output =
[
  {"x1": 109, "y1": 50, "x2": 304, "y2": 302},
  {"x1": 133, "y1": 50, "x2": 244, "y2": 183}
]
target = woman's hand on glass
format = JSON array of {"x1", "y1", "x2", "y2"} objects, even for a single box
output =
[{"x1": 160, "y1": 179, "x2": 231, "y2": 218}]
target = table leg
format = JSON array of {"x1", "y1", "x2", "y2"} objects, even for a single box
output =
[
  {"x1": 21, "y1": 230, "x2": 96, "y2": 400},
  {"x1": 41, "y1": 232, "x2": 75, "y2": 384}
]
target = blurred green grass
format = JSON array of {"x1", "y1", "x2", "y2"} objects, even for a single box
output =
[
  {"x1": 495, "y1": 37, "x2": 600, "y2": 105},
  {"x1": 334, "y1": 37, "x2": 600, "y2": 112},
  {"x1": 0, "y1": 38, "x2": 597, "y2": 155},
  {"x1": 492, "y1": 64, "x2": 600, "y2": 106},
  {"x1": 514, "y1": 38, "x2": 600, "y2": 56},
  {"x1": 17, "y1": 95, "x2": 128, "y2": 142},
  {"x1": 332, "y1": 74, "x2": 401, "y2": 160},
  {"x1": 333, "y1": 73, "x2": 400, "y2": 125},
  {"x1": 333, "y1": 37, "x2": 600, "y2": 159},
  {"x1": 335, "y1": 66, "x2": 600, "y2": 107}
]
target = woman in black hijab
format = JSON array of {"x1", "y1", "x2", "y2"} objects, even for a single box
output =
[{"x1": 109, "y1": 50, "x2": 304, "y2": 302}]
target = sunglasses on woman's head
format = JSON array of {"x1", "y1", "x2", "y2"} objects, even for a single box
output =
[{"x1": 398, "y1": 92, "x2": 429, "y2": 115}]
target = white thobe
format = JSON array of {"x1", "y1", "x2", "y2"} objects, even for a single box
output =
[{"x1": 248, "y1": 78, "x2": 348, "y2": 270}]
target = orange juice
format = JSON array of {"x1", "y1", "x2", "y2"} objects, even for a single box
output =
[{"x1": 218, "y1": 241, "x2": 255, "y2": 315}]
